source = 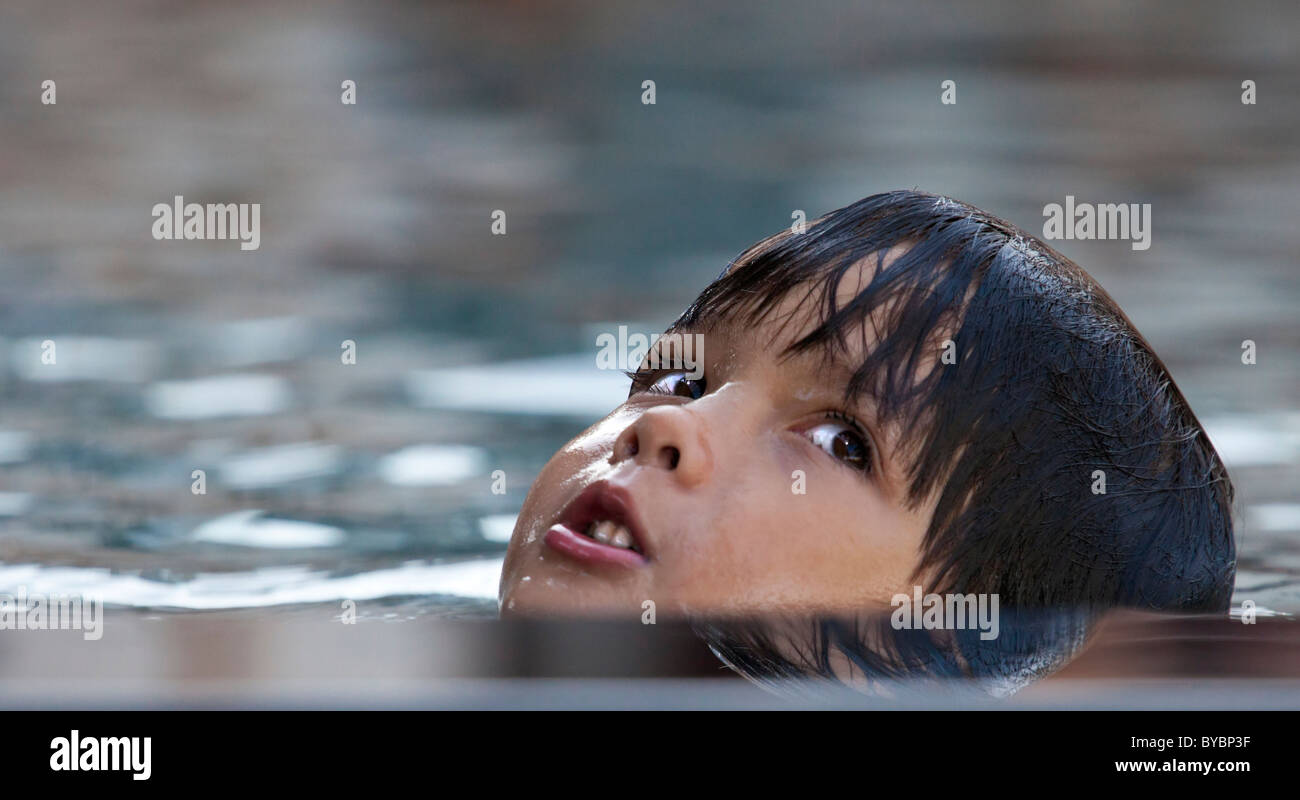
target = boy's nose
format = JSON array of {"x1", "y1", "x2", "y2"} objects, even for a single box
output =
[{"x1": 612, "y1": 404, "x2": 713, "y2": 487}]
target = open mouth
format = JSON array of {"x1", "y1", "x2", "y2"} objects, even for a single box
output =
[
  {"x1": 579, "y1": 519, "x2": 642, "y2": 553},
  {"x1": 543, "y1": 481, "x2": 649, "y2": 566}
]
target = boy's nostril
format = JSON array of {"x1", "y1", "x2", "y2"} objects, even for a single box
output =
[{"x1": 666, "y1": 447, "x2": 680, "y2": 470}]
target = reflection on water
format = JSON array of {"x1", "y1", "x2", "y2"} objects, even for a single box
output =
[
  {"x1": 145, "y1": 374, "x2": 293, "y2": 421},
  {"x1": 0, "y1": 558, "x2": 501, "y2": 612},
  {"x1": 0, "y1": 0, "x2": 1297, "y2": 629},
  {"x1": 3, "y1": 610, "x2": 1299, "y2": 709}
]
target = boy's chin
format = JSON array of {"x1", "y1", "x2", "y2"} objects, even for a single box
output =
[{"x1": 499, "y1": 577, "x2": 647, "y2": 620}]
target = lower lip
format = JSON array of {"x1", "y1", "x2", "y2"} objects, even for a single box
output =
[{"x1": 544, "y1": 524, "x2": 648, "y2": 568}]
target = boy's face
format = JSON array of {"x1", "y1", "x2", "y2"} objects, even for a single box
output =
[{"x1": 499, "y1": 254, "x2": 940, "y2": 618}]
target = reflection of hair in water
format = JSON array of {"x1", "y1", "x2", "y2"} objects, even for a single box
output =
[
  {"x1": 695, "y1": 608, "x2": 1093, "y2": 698},
  {"x1": 674, "y1": 189, "x2": 1234, "y2": 614}
]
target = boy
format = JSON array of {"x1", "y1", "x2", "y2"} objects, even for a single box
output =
[{"x1": 498, "y1": 190, "x2": 1235, "y2": 689}]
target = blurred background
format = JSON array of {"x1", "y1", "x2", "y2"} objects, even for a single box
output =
[{"x1": 0, "y1": 0, "x2": 1297, "y2": 687}]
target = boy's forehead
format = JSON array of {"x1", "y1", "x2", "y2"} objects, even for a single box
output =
[{"x1": 718, "y1": 241, "x2": 917, "y2": 366}]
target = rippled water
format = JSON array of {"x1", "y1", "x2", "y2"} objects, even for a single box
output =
[{"x1": 0, "y1": 0, "x2": 1297, "y2": 621}]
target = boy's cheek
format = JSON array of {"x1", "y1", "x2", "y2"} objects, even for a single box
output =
[
  {"x1": 509, "y1": 413, "x2": 628, "y2": 535},
  {"x1": 686, "y1": 493, "x2": 917, "y2": 611}
]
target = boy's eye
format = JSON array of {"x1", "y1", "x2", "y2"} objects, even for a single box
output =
[
  {"x1": 806, "y1": 419, "x2": 872, "y2": 474},
  {"x1": 636, "y1": 370, "x2": 707, "y2": 400}
]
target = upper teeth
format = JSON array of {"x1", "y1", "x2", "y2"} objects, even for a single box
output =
[{"x1": 586, "y1": 520, "x2": 638, "y2": 551}]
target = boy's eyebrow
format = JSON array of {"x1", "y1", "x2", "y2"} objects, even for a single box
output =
[
  {"x1": 687, "y1": 316, "x2": 886, "y2": 410},
  {"x1": 669, "y1": 317, "x2": 888, "y2": 420},
  {"x1": 787, "y1": 344, "x2": 896, "y2": 440},
  {"x1": 827, "y1": 359, "x2": 889, "y2": 433}
]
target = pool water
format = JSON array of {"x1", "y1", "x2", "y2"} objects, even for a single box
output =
[{"x1": 0, "y1": 0, "x2": 1297, "y2": 625}]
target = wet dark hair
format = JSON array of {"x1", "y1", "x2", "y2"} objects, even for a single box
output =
[
  {"x1": 675, "y1": 190, "x2": 1236, "y2": 691},
  {"x1": 696, "y1": 608, "x2": 1092, "y2": 697}
]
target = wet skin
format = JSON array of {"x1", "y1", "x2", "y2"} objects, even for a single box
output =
[{"x1": 499, "y1": 254, "x2": 943, "y2": 619}]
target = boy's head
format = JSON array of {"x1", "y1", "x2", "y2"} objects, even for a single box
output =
[{"x1": 499, "y1": 190, "x2": 1235, "y2": 623}]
